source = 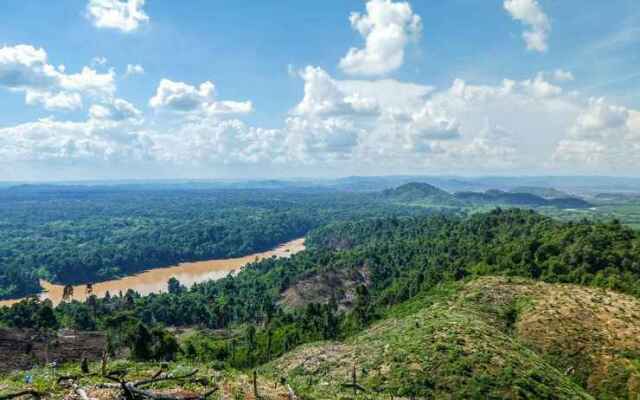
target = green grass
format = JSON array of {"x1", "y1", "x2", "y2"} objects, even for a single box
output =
[
  {"x1": 262, "y1": 280, "x2": 593, "y2": 399},
  {"x1": 0, "y1": 360, "x2": 285, "y2": 399}
]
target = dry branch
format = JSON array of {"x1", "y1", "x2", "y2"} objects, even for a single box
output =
[
  {"x1": 0, "y1": 390, "x2": 43, "y2": 400},
  {"x1": 133, "y1": 369, "x2": 199, "y2": 388},
  {"x1": 104, "y1": 367, "x2": 217, "y2": 400}
]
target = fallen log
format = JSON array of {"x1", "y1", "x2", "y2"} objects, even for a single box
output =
[
  {"x1": 0, "y1": 390, "x2": 44, "y2": 400},
  {"x1": 133, "y1": 369, "x2": 199, "y2": 388},
  {"x1": 340, "y1": 382, "x2": 368, "y2": 392},
  {"x1": 125, "y1": 384, "x2": 217, "y2": 400},
  {"x1": 105, "y1": 368, "x2": 217, "y2": 400}
]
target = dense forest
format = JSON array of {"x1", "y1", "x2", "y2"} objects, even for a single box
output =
[
  {"x1": 0, "y1": 185, "x2": 440, "y2": 299},
  {"x1": 2, "y1": 208, "x2": 639, "y2": 372}
]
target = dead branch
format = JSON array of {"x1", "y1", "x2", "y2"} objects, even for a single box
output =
[
  {"x1": 340, "y1": 383, "x2": 368, "y2": 392},
  {"x1": 104, "y1": 368, "x2": 216, "y2": 400},
  {"x1": 133, "y1": 369, "x2": 199, "y2": 387},
  {"x1": 125, "y1": 385, "x2": 217, "y2": 400},
  {"x1": 286, "y1": 384, "x2": 298, "y2": 400},
  {"x1": 0, "y1": 390, "x2": 44, "y2": 400}
]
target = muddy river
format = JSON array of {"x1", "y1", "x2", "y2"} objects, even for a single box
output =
[{"x1": 0, "y1": 238, "x2": 305, "y2": 307}]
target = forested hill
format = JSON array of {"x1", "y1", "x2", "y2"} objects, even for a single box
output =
[
  {"x1": 380, "y1": 182, "x2": 592, "y2": 209},
  {"x1": 381, "y1": 182, "x2": 460, "y2": 205},
  {"x1": 0, "y1": 186, "x2": 441, "y2": 300},
  {"x1": 454, "y1": 189, "x2": 592, "y2": 208}
]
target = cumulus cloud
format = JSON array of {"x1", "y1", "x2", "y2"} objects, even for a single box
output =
[
  {"x1": 339, "y1": 0, "x2": 422, "y2": 76},
  {"x1": 287, "y1": 67, "x2": 639, "y2": 173},
  {"x1": 0, "y1": 114, "x2": 151, "y2": 163},
  {"x1": 405, "y1": 103, "x2": 461, "y2": 144},
  {"x1": 149, "y1": 79, "x2": 252, "y2": 116},
  {"x1": 125, "y1": 64, "x2": 144, "y2": 76},
  {"x1": 521, "y1": 72, "x2": 562, "y2": 98},
  {"x1": 86, "y1": 0, "x2": 149, "y2": 33},
  {"x1": 152, "y1": 118, "x2": 288, "y2": 165},
  {"x1": 89, "y1": 98, "x2": 142, "y2": 122},
  {"x1": 503, "y1": 0, "x2": 551, "y2": 52},
  {"x1": 292, "y1": 66, "x2": 379, "y2": 117},
  {"x1": 0, "y1": 44, "x2": 115, "y2": 110},
  {"x1": 570, "y1": 98, "x2": 630, "y2": 139},
  {"x1": 551, "y1": 99, "x2": 638, "y2": 171},
  {"x1": 553, "y1": 69, "x2": 574, "y2": 82},
  {"x1": 4, "y1": 60, "x2": 640, "y2": 176},
  {"x1": 286, "y1": 116, "x2": 362, "y2": 160}
]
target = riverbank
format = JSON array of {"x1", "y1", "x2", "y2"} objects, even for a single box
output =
[{"x1": 0, "y1": 238, "x2": 305, "y2": 307}]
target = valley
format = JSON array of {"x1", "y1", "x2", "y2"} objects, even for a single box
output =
[{"x1": 1, "y1": 180, "x2": 640, "y2": 399}]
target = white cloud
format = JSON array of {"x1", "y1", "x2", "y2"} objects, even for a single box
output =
[
  {"x1": 152, "y1": 118, "x2": 288, "y2": 165},
  {"x1": 286, "y1": 65, "x2": 640, "y2": 174},
  {"x1": 4, "y1": 59, "x2": 640, "y2": 177},
  {"x1": 503, "y1": 0, "x2": 551, "y2": 52},
  {"x1": 405, "y1": 102, "x2": 461, "y2": 143},
  {"x1": 149, "y1": 79, "x2": 252, "y2": 116},
  {"x1": 0, "y1": 114, "x2": 151, "y2": 163},
  {"x1": 25, "y1": 91, "x2": 83, "y2": 111},
  {"x1": 551, "y1": 100, "x2": 639, "y2": 171},
  {"x1": 552, "y1": 139, "x2": 607, "y2": 166},
  {"x1": 339, "y1": 0, "x2": 422, "y2": 76},
  {"x1": 292, "y1": 66, "x2": 379, "y2": 117},
  {"x1": 521, "y1": 73, "x2": 562, "y2": 98},
  {"x1": 553, "y1": 69, "x2": 574, "y2": 82},
  {"x1": 0, "y1": 44, "x2": 115, "y2": 111},
  {"x1": 89, "y1": 98, "x2": 142, "y2": 121},
  {"x1": 570, "y1": 98, "x2": 629, "y2": 139},
  {"x1": 286, "y1": 116, "x2": 362, "y2": 159},
  {"x1": 125, "y1": 64, "x2": 144, "y2": 76},
  {"x1": 86, "y1": 0, "x2": 149, "y2": 33}
]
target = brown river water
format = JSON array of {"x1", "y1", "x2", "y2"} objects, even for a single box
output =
[{"x1": 0, "y1": 238, "x2": 305, "y2": 307}]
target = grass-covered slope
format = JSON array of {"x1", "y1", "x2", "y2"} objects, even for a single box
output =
[
  {"x1": 0, "y1": 361, "x2": 289, "y2": 400},
  {"x1": 264, "y1": 277, "x2": 640, "y2": 399},
  {"x1": 465, "y1": 277, "x2": 640, "y2": 399}
]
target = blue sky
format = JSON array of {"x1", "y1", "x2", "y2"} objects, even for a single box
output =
[{"x1": 0, "y1": 0, "x2": 638, "y2": 180}]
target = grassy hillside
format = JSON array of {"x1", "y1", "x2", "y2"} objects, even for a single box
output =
[
  {"x1": 4, "y1": 277, "x2": 640, "y2": 399},
  {"x1": 264, "y1": 277, "x2": 640, "y2": 399}
]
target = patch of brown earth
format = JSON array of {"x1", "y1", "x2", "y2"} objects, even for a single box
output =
[
  {"x1": 463, "y1": 277, "x2": 640, "y2": 398},
  {"x1": 279, "y1": 267, "x2": 370, "y2": 311},
  {"x1": 0, "y1": 328, "x2": 106, "y2": 373}
]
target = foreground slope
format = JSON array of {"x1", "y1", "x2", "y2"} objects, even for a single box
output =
[{"x1": 266, "y1": 277, "x2": 640, "y2": 399}]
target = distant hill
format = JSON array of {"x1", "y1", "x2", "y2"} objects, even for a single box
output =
[
  {"x1": 509, "y1": 186, "x2": 571, "y2": 199},
  {"x1": 455, "y1": 189, "x2": 591, "y2": 209},
  {"x1": 455, "y1": 189, "x2": 549, "y2": 206},
  {"x1": 381, "y1": 182, "x2": 460, "y2": 206}
]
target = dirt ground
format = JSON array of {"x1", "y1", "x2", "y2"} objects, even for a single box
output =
[{"x1": 0, "y1": 328, "x2": 106, "y2": 372}]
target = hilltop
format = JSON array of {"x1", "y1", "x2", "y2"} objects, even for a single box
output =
[
  {"x1": 380, "y1": 182, "x2": 592, "y2": 209},
  {"x1": 509, "y1": 186, "x2": 572, "y2": 199},
  {"x1": 454, "y1": 189, "x2": 592, "y2": 209},
  {"x1": 265, "y1": 277, "x2": 640, "y2": 399},
  {"x1": 381, "y1": 182, "x2": 461, "y2": 206}
]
